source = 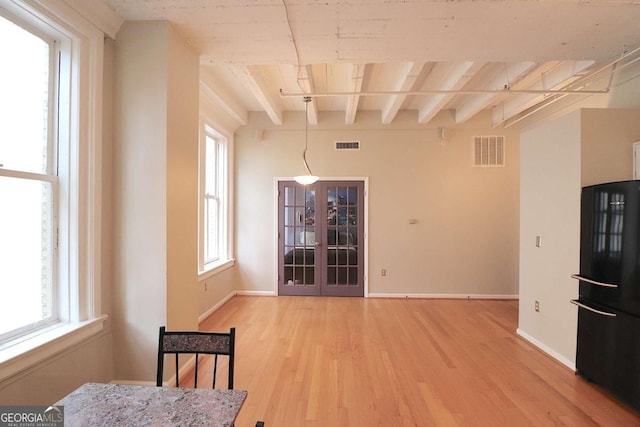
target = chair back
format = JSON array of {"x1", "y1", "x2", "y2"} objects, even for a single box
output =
[{"x1": 156, "y1": 326, "x2": 235, "y2": 389}]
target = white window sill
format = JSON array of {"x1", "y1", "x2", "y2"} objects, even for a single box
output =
[
  {"x1": 198, "y1": 258, "x2": 236, "y2": 281},
  {"x1": 0, "y1": 315, "x2": 108, "y2": 383}
]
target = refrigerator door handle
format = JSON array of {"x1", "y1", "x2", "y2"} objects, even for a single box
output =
[
  {"x1": 570, "y1": 299, "x2": 617, "y2": 317},
  {"x1": 570, "y1": 274, "x2": 619, "y2": 289}
]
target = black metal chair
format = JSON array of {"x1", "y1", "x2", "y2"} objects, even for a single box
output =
[{"x1": 156, "y1": 326, "x2": 235, "y2": 389}]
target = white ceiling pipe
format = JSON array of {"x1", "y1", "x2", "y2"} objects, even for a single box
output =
[
  {"x1": 279, "y1": 88, "x2": 609, "y2": 97},
  {"x1": 500, "y1": 52, "x2": 640, "y2": 128},
  {"x1": 280, "y1": 45, "x2": 640, "y2": 100}
]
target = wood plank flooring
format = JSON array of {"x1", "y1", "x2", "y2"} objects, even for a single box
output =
[{"x1": 187, "y1": 296, "x2": 640, "y2": 426}]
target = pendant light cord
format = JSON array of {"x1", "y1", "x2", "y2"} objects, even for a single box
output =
[{"x1": 302, "y1": 96, "x2": 313, "y2": 175}]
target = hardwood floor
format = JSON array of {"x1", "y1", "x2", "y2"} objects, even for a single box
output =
[{"x1": 188, "y1": 296, "x2": 640, "y2": 426}]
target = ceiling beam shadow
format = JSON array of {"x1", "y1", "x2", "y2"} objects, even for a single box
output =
[
  {"x1": 200, "y1": 69, "x2": 248, "y2": 126},
  {"x1": 454, "y1": 61, "x2": 537, "y2": 124},
  {"x1": 345, "y1": 63, "x2": 366, "y2": 125},
  {"x1": 418, "y1": 61, "x2": 484, "y2": 124},
  {"x1": 235, "y1": 65, "x2": 284, "y2": 125},
  {"x1": 492, "y1": 60, "x2": 595, "y2": 126},
  {"x1": 381, "y1": 62, "x2": 426, "y2": 124}
]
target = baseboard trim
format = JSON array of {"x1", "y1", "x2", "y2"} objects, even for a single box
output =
[
  {"x1": 235, "y1": 290, "x2": 277, "y2": 297},
  {"x1": 367, "y1": 293, "x2": 519, "y2": 300},
  {"x1": 198, "y1": 290, "x2": 276, "y2": 325},
  {"x1": 516, "y1": 328, "x2": 576, "y2": 372},
  {"x1": 198, "y1": 291, "x2": 238, "y2": 324}
]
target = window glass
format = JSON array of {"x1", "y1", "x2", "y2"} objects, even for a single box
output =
[
  {"x1": 205, "y1": 196, "x2": 219, "y2": 262},
  {"x1": 0, "y1": 178, "x2": 53, "y2": 336},
  {"x1": 0, "y1": 15, "x2": 50, "y2": 174},
  {"x1": 200, "y1": 127, "x2": 229, "y2": 271},
  {"x1": 204, "y1": 134, "x2": 219, "y2": 263},
  {"x1": 205, "y1": 134, "x2": 217, "y2": 194},
  {"x1": 0, "y1": 14, "x2": 56, "y2": 341}
]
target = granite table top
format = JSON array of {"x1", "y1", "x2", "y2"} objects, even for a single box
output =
[{"x1": 55, "y1": 382, "x2": 247, "y2": 427}]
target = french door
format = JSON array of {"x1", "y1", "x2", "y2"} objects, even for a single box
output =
[{"x1": 278, "y1": 180, "x2": 365, "y2": 296}]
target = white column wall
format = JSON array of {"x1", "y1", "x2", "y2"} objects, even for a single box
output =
[
  {"x1": 518, "y1": 111, "x2": 581, "y2": 368},
  {"x1": 112, "y1": 21, "x2": 199, "y2": 382}
]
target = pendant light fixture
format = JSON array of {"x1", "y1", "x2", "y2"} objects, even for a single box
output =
[{"x1": 293, "y1": 96, "x2": 319, "y2": 185}]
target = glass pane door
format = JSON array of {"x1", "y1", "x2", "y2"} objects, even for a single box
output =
[
  {"x1": 326, "y1": 185, "x2": 360, "y2": 287},
  {"x1": 280, "y1": 184, "x2": 319, "y2": 295},
  {"x1": 279, "y1": 180, "x2": 364, "y2": 297}
]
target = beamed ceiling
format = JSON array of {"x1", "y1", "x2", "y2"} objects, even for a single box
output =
[{"x1": 102, "y1": 0, "x2": 640, "y2": 130}]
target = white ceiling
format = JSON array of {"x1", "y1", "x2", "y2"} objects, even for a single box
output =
[{"x1": 102, "y1": 0, "x2": 640, "y2": 129}]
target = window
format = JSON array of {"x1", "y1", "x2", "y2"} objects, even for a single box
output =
[
  {"x1": 199, "y1": 124, "x2": 232, "y2": 274},
  {"x1": 0, "y1": 1, "x2": 106, "y2": 379},
  {"x1": 0, "y1": 13, "x2": 55, "y2": 342}
]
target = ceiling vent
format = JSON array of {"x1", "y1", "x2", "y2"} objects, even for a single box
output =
[
  {"x1": 335, "y1": 141, "x2": 360, "y2": 150},
  {"x1": 474, "y1": 136, "x2": 505, "y2": 167}
]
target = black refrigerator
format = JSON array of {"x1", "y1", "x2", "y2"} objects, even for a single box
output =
[{"x1": 572, "y1": 180, "x2": 640, "y2": 412}]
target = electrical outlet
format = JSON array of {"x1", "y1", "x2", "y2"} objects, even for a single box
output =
[
  {"x1": 381, "y1": 269, "x2": 387, "y2": 277},
  {"x1": 535, "y1": 300, "x2": 540, "y2": 312}
]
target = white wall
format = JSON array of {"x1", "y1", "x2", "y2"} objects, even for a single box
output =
[
  {"x1": 112, "y1": 20, "x2": 168, "y2": 382},
  {"x1": 581, "y1": 109, "x2": 640, "y2": 186},
  {"x1": 235, "y1": 111, "x2": 520, "y2": 297},
  {"x1": 112, "y1": 21, "x2": 200, "y2": 382},
  {"x1": 607, "y1": 63, "x2": 640, "y2": 110},
  {"x1": 165, "y1": 22, "x2": 200, "y2": 331},
  {"x1": 519, "y1": 111, "x2": 582, "y2": 367},
  {"x1": 518, "y1": 88, "x2": 640, "y2": 368},
  {"x1": 0, "y1": 334, "x2": 113, "y2": 404},
  {"x1": 199, "y1": 268, "x2": 238, "y2": 319}
]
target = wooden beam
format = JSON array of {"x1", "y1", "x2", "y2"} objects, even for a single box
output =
[
  {"x1": 200, "y1": 69, "x2": 248, "y2": 125},
  {"x1": 381, "y1": 62, "x2": 425, "y2": 124},
  {"x1": 235, "y1": 65, "x2": 284, "y2": 125},
  {"x1": 492, "y1": 60, "x2": 594, "y2": 126},
  {"x1": 345, "y1": 64, "x2": 366, "y2": 125},
  {"x1": 455, "y1": 61, "x2": 536, "y2": 124},
  {"x1": 418, "y1": 61, "x2": 483, "y2": 124}
]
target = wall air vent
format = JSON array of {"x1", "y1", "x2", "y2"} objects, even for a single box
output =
[
  {"x1": 474, "y1": 136, "x2": 505, "y2": 167},
  {"x1": 335, "y1": 141, "x2": 360, "y2": 150}
]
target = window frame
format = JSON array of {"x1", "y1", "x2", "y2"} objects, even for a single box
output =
[
  {"x1": 0, "y1": 0, "x2": 107, "y2": 381},
  {"x1": 0, "y1": 2, "x2": 63, "y2": 344},
  {"x1": 198, "y1": 121, "x2": 234, "y2": 277}
]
